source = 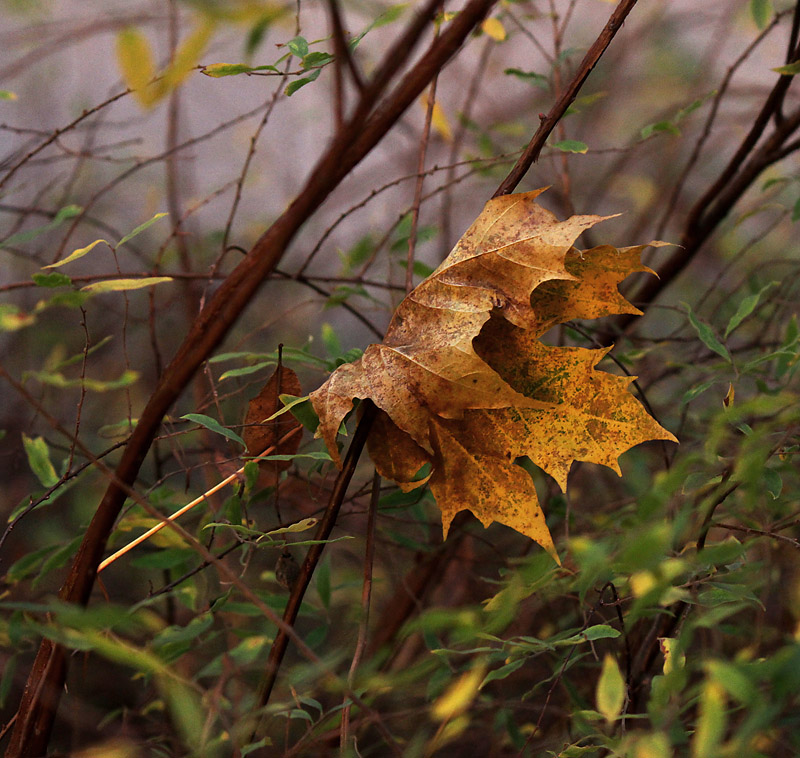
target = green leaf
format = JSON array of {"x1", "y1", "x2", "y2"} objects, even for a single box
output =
[
  {"x1": 22, "y1": 434, "x2": 59, "y2": 487},
  {"x1": 219, "y1": 360, "x2": 275, "y2": 380},
  {"x1": 32, "y1": 272, "x2": 72, "y2": 288},
  {"x1": 255, "y1": 451, "x2": 331, "y2": 463},
  {"x1": 480, "y1": 658, "x2": 525, "y2": 687},
  {"x1": 81, "y1": 276, "x2": 172, "y2": 293},
  {"x1": 552, "y1": 140, "x2": 588, "y2": 154},
  {"x1": 792, "y1": 196, "x2": 800, "y2": 222},
  {"x1": 287, "y1": 36, "x2": 309, "y2": 58},
  {"x1": 596, "y1": 654, "x2": 625, "y2": 724},
  {"x1": 724, "y1": 283, "x2": 774, "y2": 337},
  {"x1": 26, "y1": 369, "x2": 138, "y2": 392},
  {"x1": 773, "y1": 61, "x2": 800, "y2": 76},
  {"x1": 34, "y1": 536, "x2": 82, "y2": 589},
  {"x1": 116, "y1": 212, "x2": 168, "y2": 248},
  {"x1": 321, "y1": 323, "x2": 342, "y2": 357},
  {"x1": 763, "y1": 468, "x2": 782, "y2": 499},
  {"x1": 640, "y1": 121, "x2": 681, "y2": 140},
  {"x1": 285, "y1": 67, "x2": 321, "y2": 96},
  {"x1": 750, "y1": 0, "x2": 773, "y2": 29},
  {"x1": 201, "y1": 62, "x2": 278, "y2": 77},
  {"x1": 684, "y1": 303, "x2": 731, "y2": 362},
  {"x1": 1, "y1": 205, "x2": 82, "y2": 248},
  {"x1": 283, "y1": 395, "x2": 320, "y2": 432},
  {"x1": 503, "y1": 68, "x2": 549, "y2": 88},
  {"x1": 0, "y1": 90, "x2": 17, "y2": 100},
  {"x1": 181, "y1": 413, "x2": 245, "y2": 447},
  {"x1": 302, "y1": 52, "x2": 334, "y2": 69}
]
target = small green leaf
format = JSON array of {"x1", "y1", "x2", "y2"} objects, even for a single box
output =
[
  {"x1": 0, "y1": 90, "x2": 17, "y2": 101},
  {"x1": 503, "y1": 68, "x2": 549, "y2": 88},
  {"x1": 321, "y1": 323, "x2": 342, "y2": 358},
  {"x1": 287, "y1": 36, "x2": 309, "y2": 58},
  {"x1": 763, "y1": 468, "x2": 782, "y2": 499},
  {"x1": 596, "y1": 654, "x2": 625, "y2": 724},
  {"x1": 285, "y1": 67, "x2": 321, "y2": 96},
  {"x1": 792, "y1": 196, "x2": 800, "y2": 222},
  {"x1": 1, "y1": 205, "x2": 82, "y2": 249},
  {"x1": 44, "y1": 239, "x2": 109, "y2": 268},
  {"x1": 724, "y1": 283, "x2": 774, "y2": 337},
  {"x1": 181, "y1": 413, "x2": 245, "y2": 447},
  {"x1": 750, "y1": 0, "x2": 773, "y2": 29},
  {"x1": 81, "y1": 276, "x2": 172, "y2": 293},
  {"x1": 219, "y1": 360, "x2": 275, "y2": 380},
  {"x1": 22, "y1": 434, "x2": 59, "y2": 487},
  {"x1": 641, "y1": 121, "x2": 680, "y2": 140},
  {"x1": 773, "y1": 61, "x2": 800, "y2": 76},
  {"x1": 117, "y1": 212, "x2": 168, "y2": 248},
  {"x1": 552, "y1": 140, "x2": 588, "y2": 154},
  {"x1": 684, "y1": 304, "x2": 731, "y2": 362},
  {"x1": 201, "y1": 62, "x2": 278, "y2": 77},
  {"x1": 32, "y1": 272, "x2": 72, "y2": 288},
  {"x1": 302, "y1": 51, "x2": 334, "y2": 69}
]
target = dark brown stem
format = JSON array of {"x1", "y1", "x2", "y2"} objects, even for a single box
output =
[
  {"x1": 5, "y1": 4, "x2": 496, "y2": 755},
  {"x1": 340, "y1": 469, "x2": 380, "y2": 754},
  {"x1": 493, "y1": 0, "x2": 640, "y2": 197},
  {"x1": 254, "y1": 402, "x2": 378, "y2": 728}
]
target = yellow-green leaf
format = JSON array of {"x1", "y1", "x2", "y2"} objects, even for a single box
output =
[
  {"x1": 22, "y1": 434, "x2": 59, "y2": 488},
  {"x1": 431, "y1": 660, "x2": 488, "y2": 721},
  {"x1": 691, "y1": 681, "x2": 727, "y2": 757},
  {"x1": 43, "y1": 239, "x2": 109, "y2": 268},
  {"x1": 81, "y1": 277, "x2": 173, "y2": 294},
  {"x1": 116, "y1": 27, "x2": 157, "y2": 106},
  {"x1": 481, "y1": 17, "x2": 507, "y2": 41},
  {"x1": 596, "y1": 654, "x2": 625, "y2": 724}
]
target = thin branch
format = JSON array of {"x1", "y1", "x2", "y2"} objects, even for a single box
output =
[{"x1": 493, "y1": 0, "x2": 640, "y2": 197}]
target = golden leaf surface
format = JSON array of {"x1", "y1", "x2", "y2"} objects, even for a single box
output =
[{"x1": 309, "y1": 190, "x2": 677, "y2": 558}]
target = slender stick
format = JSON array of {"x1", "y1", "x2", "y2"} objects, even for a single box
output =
[
  {"x1": 253, "y1": 402, "x2": 379, "y2": 730},
  {"x1": 340, "y1": 469, "x2": 380, "y2": 754},
  {"x1": 493, "y1": 0, "x2": 640, "y2": 198},
  {"x1": 97, "y1": 425, "x2": 302, "y2": 572}
]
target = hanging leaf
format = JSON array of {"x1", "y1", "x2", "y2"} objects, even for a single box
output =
[
  {"x1": 310, "y1": 189, "x2": 677, "y2": 559},
  {"x1": 81, "y1": 277, "x2": 173, "y2": 294},
  {"x1": 116, "y1": 27, "x2": 157, "y2": 106},
  {"x1": 243, "y1": 364, "x2": 303, "y2": 486},
  {"x1": 181, "y1": 413, "x2": 245, "y2": 447},
  {"x1": 22, "y1": 435, "x2": 59, "y2": 488},
  {"x1": 43, "y1": 239, "x2": 109, "y2": 269}
]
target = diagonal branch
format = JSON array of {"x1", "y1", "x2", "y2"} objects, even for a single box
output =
[{"x1": 493, "y1": 0, "x2": 640, "y2": 198}]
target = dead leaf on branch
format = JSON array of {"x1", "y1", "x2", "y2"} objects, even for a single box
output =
[
  {"x1": 244, "y1": 363, "x2": 302, "y2": 486},
  {"x1": 309, "y1": 189, "x2": 677, "y2": 559}
]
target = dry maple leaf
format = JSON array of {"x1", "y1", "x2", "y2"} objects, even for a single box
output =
[{"x1": 309, "y1": 189, "x2": 677, "y2": 559}]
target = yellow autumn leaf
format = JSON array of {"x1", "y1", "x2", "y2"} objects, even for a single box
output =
[
  {"x1": 309, "y1": 189, "x2": 677, "y2": 557},
  {"x1": 431, "y1": 660, "x2": 487, "y2": 721},
  {"x1": 116, "y1": 27, "x2": 157, "y2": 106},
  {"x1": 482, "y1": 17, "x2": 507, "y2": 41}
]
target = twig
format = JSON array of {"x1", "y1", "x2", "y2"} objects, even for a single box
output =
[
  {"x1": 406, "y1": 34, "x2": 440, "y2": 294},
  {"x1": 493, "y1": 0, "x2": 640, "y2": 197},
  {"x1": 97, "y1": 425, "x2": 303, "y2": 572},
  {"x1": 253, "y1": 402, "x2": 379, "y2": 728},
  {"x1": 341, "y1": 469, "x2": 380, "y2": 754}
]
